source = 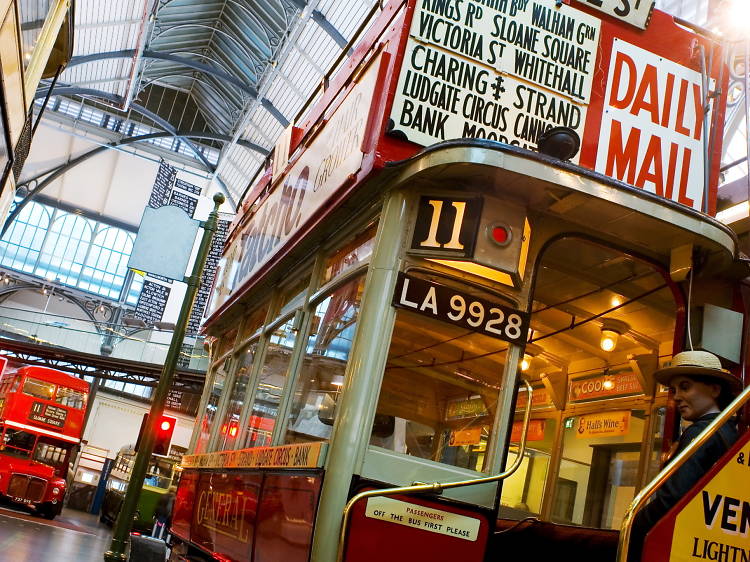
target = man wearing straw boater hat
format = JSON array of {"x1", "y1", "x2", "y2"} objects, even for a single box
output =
[{"x1": 628, "y1": 350, "x2": 742, "y2": 562}]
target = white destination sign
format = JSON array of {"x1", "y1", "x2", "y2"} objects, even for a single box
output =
[
  {"x1": 595, "y1": 39, "x2": 707, "y2": 210},
  {"x1": 574, "y1": 0, "x2": 654, "y2": 30},
  {"x1": 214, "y1": 55, "x2": 382, "y2": 307},
  {"x1": 365, "y1": 496, "x2": 481, "y2": 541},
  {"x1": 391, "y1": 42, "x2": 588, "y2": 155},
  {"x1": 389, "y1": 0, "x2": 599, "y2": 153}
]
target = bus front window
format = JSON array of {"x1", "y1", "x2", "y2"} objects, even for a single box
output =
[
  {"x1": 33, "y1": 440, "x2": 73, "y2": 476},
  {"x1": 22, "y1": 378, "x2": 56, "y2": 400},
  {"x1": 369, "y1": 288, "x2": 510, "y2": 472},
  {"x1": 55, "y1": 386, "x2": 86, "y2": 409},
  {"x1": 2, "y1": 429, "x2": 36, "y2": 459}
]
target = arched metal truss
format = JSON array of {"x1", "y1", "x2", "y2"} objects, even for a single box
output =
[
  {"x1": 3, "y1": 125, "x2": 268, "y2": 236},
  {"x1": 65, "y1": 49, "x2": 296, "y2": 128}
]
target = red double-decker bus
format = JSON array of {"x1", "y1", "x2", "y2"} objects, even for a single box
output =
[{"x1": 0, "y1": 365, "x2": 89, "y2": 519}]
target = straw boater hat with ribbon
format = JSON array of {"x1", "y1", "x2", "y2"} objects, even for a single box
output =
[{"x1": 653, "y1": 350, "x2": 743, "y2": 393}]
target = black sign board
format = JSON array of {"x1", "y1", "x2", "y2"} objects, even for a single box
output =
[
  {"x1": 187, "y1": 219, "x2": 229, "y2": 335},
  {"x1": 410, "y1": 195, "x2": 483, "y2": 258},
  {"x1": 134, "y1": 280, "x2": 171, "y2": 325},
  {"x1": 30, "y1": 401, "x2": 67, "y2": 428},
  {"x1": 392, "y1": 272, "x2": 529, "y2": 344},
  {"x1": 148, "y1": 161, "x2": 176, "y2": 209}
]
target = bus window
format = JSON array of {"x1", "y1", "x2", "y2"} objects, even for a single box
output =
[
  {"x1": 22, "y1": 377, "x2": 56, "y2": 400},
  {"x1": 33, "y1": 440, "x2": 72, "y2": 476},
  {"x1": 285, "y1": 275, "x2": 366, "y2": 444},
  {"x1": 55, "y1": 386, "x2": 86, "y2": 409},
  {"x1": 11, "y1": 376, "x2": 20, "y2": 392},
  {"x1": 501, "y1": 416, "x2": 557, "y2": 518},
  {"x1": 369, "y1": 304, "x2": 508, "y2": 472},
  {"x1": 243, "y1": 316, "x2": 298, "y2": 448},
  {"x1": 194, "y1": 359, "x2": 231, "y2": 454},
  {"x1": 217, "y1": 341, "x2": 258, "y2": 450},
  {"x1": 2, "y1": 428, "x2": 36, "y2": 458}
]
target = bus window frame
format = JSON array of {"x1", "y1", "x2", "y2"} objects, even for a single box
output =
[
  {"x1": 362, "y1": 264, "x2": 524, "y2": 475},
  {"x1": 283, "y1": 269, "x2": 368, "y2": 445},
  {"x1": 519, "y1": 233, "x2": 684, "y2": 526}
]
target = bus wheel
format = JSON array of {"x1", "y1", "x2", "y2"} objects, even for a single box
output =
[{"x1": 37, "y1": 503, "x2": 57, "y2": 520}]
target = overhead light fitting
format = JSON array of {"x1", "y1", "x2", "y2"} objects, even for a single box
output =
[
  {"x1": 521, "y1": 343, "x2": 543, "y2": 371},
  {"x1": 600, "y1": 318, "x2": 630, "y2": 352}
]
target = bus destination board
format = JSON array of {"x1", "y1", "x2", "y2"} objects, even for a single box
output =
[
  {"x1": 388, "y1": 0, "x2": 601, "y2": 157},
  {"x1": 30, "y1": 401, "x2": 67, "y2": 428}
]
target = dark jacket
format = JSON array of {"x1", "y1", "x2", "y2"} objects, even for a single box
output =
[
  {"x1": 629, "y1": 413, "x2": 738, "y2": 562},
  {"x1": 154, "y1": 492, "x2": 175, "y2": 523}
]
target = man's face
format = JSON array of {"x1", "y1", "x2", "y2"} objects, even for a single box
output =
[{"x1": 669, "y1": 375, "x2": 721, "y2": 422}]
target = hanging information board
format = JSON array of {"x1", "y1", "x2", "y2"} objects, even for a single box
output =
[{"x1": 388, "y1": 0, "x2": 601, "y2": 156}]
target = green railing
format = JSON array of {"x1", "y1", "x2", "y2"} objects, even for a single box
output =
[{"x1": 0, "y1": 306, "x2": 209, "y2": 371}]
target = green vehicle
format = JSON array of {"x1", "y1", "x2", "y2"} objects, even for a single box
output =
[{"x1": 100, "y1": 446, "x2": 179, "y2": 532}]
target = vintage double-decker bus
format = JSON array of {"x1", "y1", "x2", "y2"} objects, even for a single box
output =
[
  {"x1": 0, "y1": 365, "x2": 89, "y2": 519},
  {"x1": 168, "y1": 0, "x2": 750, "y2": 561}
]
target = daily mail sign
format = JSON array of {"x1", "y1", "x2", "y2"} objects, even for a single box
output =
[{"x1": 596, "y1": 39, "x2": 707, "y2": 210}]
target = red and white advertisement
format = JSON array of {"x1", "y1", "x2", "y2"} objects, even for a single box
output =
[{"x1": 595, "y1": 39, "x2": 707, "y2": 210}]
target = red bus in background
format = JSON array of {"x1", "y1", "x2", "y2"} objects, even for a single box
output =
[{"x1": 0, "y1": 365, "x2": 89, "y2": 519}]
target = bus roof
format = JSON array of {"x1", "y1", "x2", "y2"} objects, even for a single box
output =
[{"x1": 16, "y1": 366, "x2": 90, "y2": 393}]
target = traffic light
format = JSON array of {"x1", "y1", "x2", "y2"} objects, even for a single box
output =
[
  {"x1": 154, "y1": 415, "x2": 176, "y2": 456},
  {"x1": 135, "y1": 413, "x2": 177, "y2": 456}
]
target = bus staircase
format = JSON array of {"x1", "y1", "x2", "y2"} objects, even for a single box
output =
[
  {"x1": 488, "y1": 383, "x2": 750, "y2": 562},
  {"x1": 337, "y1": 380, "x2": 750, "y2": 562}
]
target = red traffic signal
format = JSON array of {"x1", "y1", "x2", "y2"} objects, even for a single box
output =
[
  {"x1": 135, "y1": 413, "x2": 177, "y2": 456},
  {"x1": 154, "y1": 415, "x2": 176, "y2": 456}
]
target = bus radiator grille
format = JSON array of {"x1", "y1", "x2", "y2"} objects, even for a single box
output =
[{"x1": 8, "y1": 474, "x2": 47, "y2": 502}]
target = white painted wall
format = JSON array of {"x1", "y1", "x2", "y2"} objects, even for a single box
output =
[
  {"x1": 21, "y1": 122, "x2": 213, "y2": 228},
  {"x1": 82, "y1": 391, "x2": 195, "y2": 458}
]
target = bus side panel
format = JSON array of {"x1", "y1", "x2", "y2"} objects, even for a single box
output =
[
  {"x1": 253, "y1": 472, "x2": 323, "y2": 562},
  {"x1": 171, "y1": 470, "x2": 198, "y2": 542},
  {"x1": 344, "y1": 493, "x2": 491, "y2": 562},
  {"x1": 191, "y1": 471, "x2": 262, "y2": 560}
]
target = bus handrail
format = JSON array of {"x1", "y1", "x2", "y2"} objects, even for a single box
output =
[
  {"x1": 617, "y1": 381, "x2": 750, "y2": 562},
  {"x1": 336, "y1": 379, "x2": 534, "y2": 562}
]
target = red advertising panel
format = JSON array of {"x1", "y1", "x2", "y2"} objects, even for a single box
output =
[
  {"x1": 344, "y1": 491, "x2": 492, "y2": 562},
  {"x1": 171, "y1": 469, "x2": 199, "y2": 542},
  {"x1": 253, "y1": 473, "x2": 323, "y2": 562},
  {"x1": 190, "y1": 471, "x2": 262, "y2": 561}
]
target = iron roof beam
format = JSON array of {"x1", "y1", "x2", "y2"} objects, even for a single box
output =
[{"x1": 67, "y1": 50, "x2": 290, "y2": 127}]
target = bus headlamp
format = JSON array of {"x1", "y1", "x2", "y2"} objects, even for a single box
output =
[{"x1": 52, "y1": 487, "x2": 60, "y2": 495}]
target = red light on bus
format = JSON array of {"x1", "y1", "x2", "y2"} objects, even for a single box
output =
[{"x1": 160, "y1": 420, "x2": 172, "y2": 431}]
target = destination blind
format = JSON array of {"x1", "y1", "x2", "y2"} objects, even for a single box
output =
[{"x1": 389, "y1": 0, "x2": 600, "y2": 152}]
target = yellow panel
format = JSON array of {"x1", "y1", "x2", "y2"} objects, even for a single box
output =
[
  {"x1": 428, "y1": 259, "x2": 515, "y2": 287},
  {"x1": 518, "y1": 218, "x2": 531, "y2": 280}
]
